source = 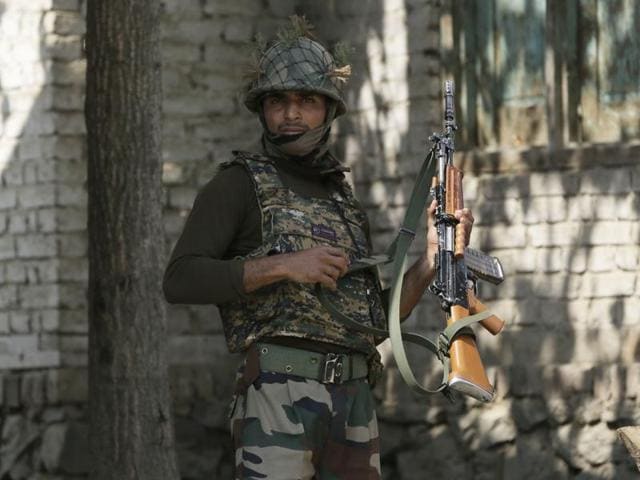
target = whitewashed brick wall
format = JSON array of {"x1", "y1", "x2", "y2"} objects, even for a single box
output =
[
  {"x1": 0, "y1": 0, "x2": 86, "y2": 379},
  {"x1": 0, "y1": 1, "x2": 89, "y2": 478}
]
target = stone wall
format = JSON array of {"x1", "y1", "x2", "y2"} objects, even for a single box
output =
[{"x1": 0, "y1": 0, "x2": 638, "y2": 479}]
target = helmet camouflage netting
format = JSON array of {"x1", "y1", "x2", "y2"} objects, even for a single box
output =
[{"x1": 243, "y1": 16, "x2": 352, "y2": 117}]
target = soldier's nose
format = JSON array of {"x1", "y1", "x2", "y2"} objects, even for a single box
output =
[{"x1": 283, "y1": 102, "x2": 301, "y2": 120}]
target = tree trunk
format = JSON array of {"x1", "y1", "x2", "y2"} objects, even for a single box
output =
[{"x1": 85, "y1": 1, "x2": 179, "y2": 479}]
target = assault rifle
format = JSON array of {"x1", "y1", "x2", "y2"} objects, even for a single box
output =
[
  {"x1": 317, "y1": 80, "x2": 505, "y2": 402},
  {"x1": 428, "y1": 80, "x2": 505, "y2": 402}
]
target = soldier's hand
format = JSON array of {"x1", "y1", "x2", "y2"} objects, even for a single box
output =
[
  {"x1": 283, "y1": 246, "x2": 350, "y2": 290},
  {"x1": 425, "y1": 200, "x2": 475, "y2": 269},
  {"x1": 426, "y1": 200, "x2": 438, "y2": 269}
]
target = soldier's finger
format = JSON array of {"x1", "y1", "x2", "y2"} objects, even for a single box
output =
[
  {"x1": 427, "y1": 200, "x2": 437, "y2": 226},
  {"x1": 323, "y1": 251, "x2": 350, "y2": 273},
  {"x1": 320, "y1": 274, "x2": 337, "y2": 290},
  {"x1": 324, "y1": 265, "x2": 341, "y2": 281},
  {"x1": 455, "y1": 208, "x2": 474, "y2": 224},
  {"x1": 321, "y1": 245, "x2": 344, "y2": 255},
  {"x1": 323, "y1": 246, "x2": 350, "y2": 262}
]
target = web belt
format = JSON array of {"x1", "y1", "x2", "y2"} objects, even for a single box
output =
[{"x1": 255, "y1": 342, "x2": 368, "y2": 384}]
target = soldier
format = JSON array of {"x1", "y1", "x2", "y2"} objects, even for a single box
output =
[{"x1": 163, "y1": 17, "x2": 474, "y2": 480}]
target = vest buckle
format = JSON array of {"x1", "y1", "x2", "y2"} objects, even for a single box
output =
[{"x1": 322, "y1": 353, "x2": 345, "y2": 384}]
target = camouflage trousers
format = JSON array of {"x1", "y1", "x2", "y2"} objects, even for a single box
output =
[{"x1": 230, "y1": 370, "x2": 381, "y2": 480}]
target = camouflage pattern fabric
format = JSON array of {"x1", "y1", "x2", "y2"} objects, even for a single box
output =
[
  {"x1": 230, "y1": 370, "x2": 381, "y2": 479},
  {"x1": 218, "y1": 152, "x2": 387, "y2": 355},
  {"x1": 244, "y1": 36, "x2": 348, "y2": 117}
]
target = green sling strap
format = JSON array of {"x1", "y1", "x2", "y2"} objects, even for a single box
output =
[{"x1": 317, "y1": 149, "x2": 493, "y2": 398}]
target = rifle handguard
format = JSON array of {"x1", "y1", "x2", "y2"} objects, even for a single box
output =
[{"x1": 445, "y1": 165, "x2": 466, "y2": 259}]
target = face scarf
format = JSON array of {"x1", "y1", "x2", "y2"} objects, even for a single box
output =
[{"x1": 260, "y1": 100, "x2": 347, "y2": 176}]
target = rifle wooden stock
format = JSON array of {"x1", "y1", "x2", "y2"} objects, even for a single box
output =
[
  {"x1": 468, "y1": 289, "x2": 505, "y2": 335},
  {"x1": 448, "y1": 305, "x2": 494, "y2": 401}
]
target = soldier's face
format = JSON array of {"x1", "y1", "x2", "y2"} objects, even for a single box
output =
[{"x1": 262, "y1": 91, "x2": 327, "y2": 135}]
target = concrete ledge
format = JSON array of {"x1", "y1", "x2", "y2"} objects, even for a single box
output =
[{"x1": 458, "y1": 142, "x2": 640, "y2": 174}]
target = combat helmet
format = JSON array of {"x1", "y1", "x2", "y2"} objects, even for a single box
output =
[{"x1": 244, "y1": 16, "x2": 351, "y2": 118}]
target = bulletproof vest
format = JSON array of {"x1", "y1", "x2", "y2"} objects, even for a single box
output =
[{"x1": 218, "y1": 151, "x2": 386, "y2": 354}]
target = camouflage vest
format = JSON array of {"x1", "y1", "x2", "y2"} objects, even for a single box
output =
[{"x1": 218, "y1": 151, "x2": 386, "y2": 354}]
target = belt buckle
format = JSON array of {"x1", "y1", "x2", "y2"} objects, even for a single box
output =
[{"x1": 322, "y1": 353, "x2": 345, "y2": 384}]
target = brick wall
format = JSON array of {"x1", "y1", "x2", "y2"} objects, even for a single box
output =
[
  {"x1": 0, "y1": 0, "x2": 638, "y2": 478},
  {"x1": 376, "y1": 148, "x2": 640, "y2": 479},
  {"x1": 0, "y1": 0, "x2": 89, "y2": 477}
]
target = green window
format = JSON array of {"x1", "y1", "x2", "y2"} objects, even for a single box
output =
[{"x1": 445, "y1": 0, "x2": 640, "y2": 149}]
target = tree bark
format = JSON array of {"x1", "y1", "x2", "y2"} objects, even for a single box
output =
[{"x1": 85, "y1": 1, "x2": 179, "y2": 479}]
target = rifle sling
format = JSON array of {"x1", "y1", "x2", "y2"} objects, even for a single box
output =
[{"x1": 316, "y1": 149, "x2": 494, "y2": 398}]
